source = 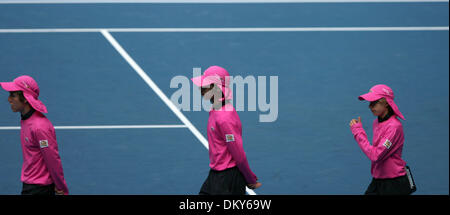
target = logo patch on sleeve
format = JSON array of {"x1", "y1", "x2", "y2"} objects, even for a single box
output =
[
  {"x1": 39, "y1": 140, "x2": 49, "y2": 148},
  {"x1": 383, "y1": 139, "x2": 392, "y2": 149},
  {"x1": 225, "y1": 134, "x2": 235, "y2": 142}
]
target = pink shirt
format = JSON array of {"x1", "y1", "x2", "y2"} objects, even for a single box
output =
[
  {"x1": 207, "y1": 103, "x2": 257, "y2": 184},
  {"x1": 351, "y1": 116, "x2": 406, "y2": 179},
  {"x1": 20, "y1": 111, "x2": 69, "y2": 194}
]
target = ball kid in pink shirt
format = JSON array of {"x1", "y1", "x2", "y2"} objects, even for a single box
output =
[
  {"x1": 192, "y1": 66, "x2": 261, "y2": 195},
  {"x1": 350, "y1": 84, "x2": 415, "y2": 195},
  {"x1": 1, "y1": 76, "x2": 69, "y2": 195}
]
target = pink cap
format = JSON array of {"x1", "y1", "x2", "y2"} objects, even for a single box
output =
[
  {"x1": 1, "y1": 75, "x2": 48, "y2": 113},
  {"x1": 358, "y1": 84, "x2": 404, "y2": 120},
  {"x1": 191, "y1": 66, "x2": 232, "y2": 101}
]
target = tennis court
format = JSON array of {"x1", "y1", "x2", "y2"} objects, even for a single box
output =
[{"x1": 0, "y1": 0, "x2": 448, "y2": 194}]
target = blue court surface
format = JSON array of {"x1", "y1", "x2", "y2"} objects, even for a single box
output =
[{"x1": 0, "y1": 1, "x2": 448, "y2": 195}]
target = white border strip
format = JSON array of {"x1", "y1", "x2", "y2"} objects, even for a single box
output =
[
  {"x1": 0, "y1": 27, "x2": 448, "y2": 33},
  {"x1": 100, "y1": 29, "x2": 256, "y2": 195},
  {"x1": 0, "y1": 125, "x2": 188, "y2": 130},
  {"x1": 0, "y1": 0, "x2": 447, "y2": 4}
]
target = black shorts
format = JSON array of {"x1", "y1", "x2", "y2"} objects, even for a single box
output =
[
  {"x1": 199, "y1": 166, "x2": 247, "y2": 195},
  {"x1": 21, "y1": 183, "x2": 55, "y2": 195},
  {"x1": 365, "y1": 175, "x2": 413, "y2": 195}
]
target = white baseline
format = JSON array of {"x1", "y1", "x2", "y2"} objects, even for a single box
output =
[
  {"x1": 0, "y1": 27, "x2": 448, "y2": 33},
  {"x1": 0, "y1": 0, "x2": 448, "y2": 4}
]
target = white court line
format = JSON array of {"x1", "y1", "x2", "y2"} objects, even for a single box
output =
[
  {"x1": 0, "y1": 0, "x2": 447, "y2": 4},
  {"x1": 0, "y1": 125, "x2": 187, "y2": 130},
  {"x1": 100, "y1": 29, "x2": 257, "y2": 195},
  {"x1": 0, "y1": 27, "x2": 448, "y2": 33}
]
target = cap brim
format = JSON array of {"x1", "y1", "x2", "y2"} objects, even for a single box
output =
[
  {"x1": 191, "y1": 76, "x2": 204, "y2": 87},
  {"x1": 191, "y1": 75, "x2": 218, "y2": 87},
  {"x1": 358, "y1": 92, "x2": 383, "y2": 101},
  {"x1": 0, "y1": 82, "x2": 21, "y2": 92}
]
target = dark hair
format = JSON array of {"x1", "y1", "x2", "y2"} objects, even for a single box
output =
[
  {"x1": 10, "y1": 91, "x2": 27, "y2": 103},
  {"x1": 203, "y1": 84, "x2": 227, "y2": 107},
  {"x1": 380, "y1": 98, "x2": 395, "y2": 115},
  {"x1": 210, "y1": 92, "x2": 226, "y2": 107},
  {"x1": 387, "y1": 104, "x2": 394, "y2": 116}
]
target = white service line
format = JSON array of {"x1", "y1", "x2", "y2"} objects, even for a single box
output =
[
  {"x1": 100, "y1": 29, "x2": 256, "y2": 195},
  {"x1": 0, "y1": 26, "x2": 448, "y2": 33},
  {"x1": 0, "y1": 28, "x2": 100, "y2": 33},
  {"x1": 0, "y1": 125, "x2": 187, "y2": 130}
]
